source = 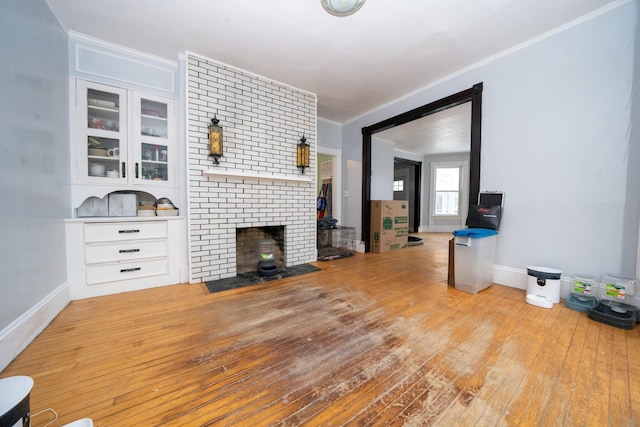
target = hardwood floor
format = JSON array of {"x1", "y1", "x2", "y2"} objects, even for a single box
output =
[{"x1": 3, "y1": 233, "x2": 640, "y2": 426}]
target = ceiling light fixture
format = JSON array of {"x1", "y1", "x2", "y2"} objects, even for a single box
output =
[{"x1": 321, "y1": 0, "x2": 366, "y2": 17}]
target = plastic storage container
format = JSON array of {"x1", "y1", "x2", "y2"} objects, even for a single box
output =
[
  {"x1": 566, "y1": 293, "x2": 598, "y2": 312},
  {"x1": 526, "y1": 266, "x2": 561, "y2": 308},
  {"x1": 257, "y1": 239, "x2": 278, "y2": 277},
  {"x1": 599, "y1": 273, "x2": 636, "y2": 302},
  {"x1": 588, "y1": 299, "x2": 638, "y2": 330},
  {"x1": 453, "y1": 228, "x2": 498, "y2": 294},
  {"x1": 571, "y1": 274, "x2": 597, "y2": 296},
  {"x1": 589, "y1": 274, "x2": 639, "y2": 329},
  {"x1": 566, "y1": 274, "x2": 599, "y2": 313}
]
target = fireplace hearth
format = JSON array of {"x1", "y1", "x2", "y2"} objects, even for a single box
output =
[{"x1": 205, "y1": 263, "x2": 321, "y2": 293}]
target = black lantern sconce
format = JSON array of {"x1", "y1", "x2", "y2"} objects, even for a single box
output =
[
  {"x1": 297, "y1": 135, "x2": 310, "y2": 174},
  {"x1": 208, "y1": 114, "x2": 223, "y2": 165}
]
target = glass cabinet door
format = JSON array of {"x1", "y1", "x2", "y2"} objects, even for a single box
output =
[
  {"x1": 134, "y1": 95, "x2": 173, "y2": 184},
  {"x1": 78, "y1": 81, "x2": 127, "y2": 182}
]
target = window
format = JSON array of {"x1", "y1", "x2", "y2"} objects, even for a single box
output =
[
  {"x1": 434, "y1": 166, "x2": 460, "y2": 215},
  {"x1": 393, "y1": 179, "x2": 404, "y2": 192}
]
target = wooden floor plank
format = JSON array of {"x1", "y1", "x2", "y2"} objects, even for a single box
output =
[
  {"x1": 563, "y1": 318, "x2": 602, "y2": 426},
  {"x1": 433, "y1": 292, "x2": 533, "y2": 426},
  {"x1": 516, "y1": 306, "x2": 578, "y2": 425},
  {"x1": 587, "y1": 322, "x2": 613, "y2": 425},
  {"x1": 474, "y1": 300, "x2": 563, "y2": 425},
  {"x1": 626, "y1": 328, "x2": 640, "y2": 425},
  {"x1": 608, "y1": 325, "x2": 631, "y2": 425},
  {"x1": 540, "y1": 310, "x2": 589, "y2": 426},
  {"x1": 2, "y1": 232, "x2": 639, "y2": 426}
]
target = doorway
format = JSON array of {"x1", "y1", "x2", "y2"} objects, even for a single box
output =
[
  {"x1": 393, "y1": 158, "x2": 421, "y2": 233},
  {"x1": 317, "y1": 146, "x2": 342, "y2": 225},
  {"x1": 361, "y1": 83, "x2": 483, "y2": 252}
]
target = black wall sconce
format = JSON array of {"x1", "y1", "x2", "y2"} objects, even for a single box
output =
[
  {"x1": 297, "y1": 135, "x2": 310, "y2": 174},
  {"x1": 208, "y1": 115, "x2": 223, "y2": 165}
]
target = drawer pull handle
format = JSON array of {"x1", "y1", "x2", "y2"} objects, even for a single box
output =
[
  {"x1": 120, "y1": 267, "x2": 141, "y2": 273},
  {"x1": 119, "y1": 249, "x2": 140, "y2": 253},
  {"x1": 118, "y1": 229, "x2": 140, "y2": 234}
]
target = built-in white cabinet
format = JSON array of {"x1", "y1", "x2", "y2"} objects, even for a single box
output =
[
  {"x1": 66, "y1": 217, "x2": 187, "y2": 299},
  {"x1": 66, "y1": 35, "x2": 187, "y2": 298},
  {"x1": 75, "y1": 79, "x2": 176, "y2": 186}
]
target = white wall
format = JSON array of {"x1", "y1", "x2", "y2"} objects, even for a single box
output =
[
  {"x1": 186, "y1": 54, "x2": 317, "y2": 283},
  {"x1": 0, "y1": 0, "x2": 70, "y2": 368},
  {"x1": 370, "y1": 137, "x2": 395, "y2": 200},
  {"x1": 625, "y1": 0, "x2": 640, "y2": 277},
  {"x1": 340, "y1": 1, "x2": 638, "y2": 283},
  {"x1": 480, "y1": 3, "x2": 634, "y2": 281},
  {"x1": 317, "y1": 119, "x2": 342, "y2": 151}
]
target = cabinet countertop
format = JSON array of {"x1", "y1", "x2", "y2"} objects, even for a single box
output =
[{"x1": 66, "y1": 216, "x2": 184, "y2": 224}]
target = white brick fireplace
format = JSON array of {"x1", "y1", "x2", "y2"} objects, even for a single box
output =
[{"x1": 186, "y1": 53, "x2": 318, "y2": 283}]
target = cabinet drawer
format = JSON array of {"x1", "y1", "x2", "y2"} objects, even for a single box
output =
[
  {"x1": 85, "y1": 240, "x2": 167, "y2": 264},
  {"x1": 86, "y1": 258, "x2": 168, "y2": 285},
  {"x1": 84, "y1": 221, "x2": 167, "y2": 243}
]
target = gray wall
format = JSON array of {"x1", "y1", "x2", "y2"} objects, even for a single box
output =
[
  {"x1": 338, "y1": 2, "x2": 638, "y2": 279},
  {"x1": 0, "y1": 1, "x2": 70, "y2": 329},
  {"x1": 623, "y1": 0, "x2": 640, "y2": 276},
  {"x1": 317, "y1": 118, "x2": 342, "y2": 151},
  {"x1": 370, "y1": 137, "x2": 395, "y2": 200}
]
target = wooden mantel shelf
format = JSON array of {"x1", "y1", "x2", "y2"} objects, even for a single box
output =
[{"x1": 204, "y1": 169, "x2": 312, "y2": 183}]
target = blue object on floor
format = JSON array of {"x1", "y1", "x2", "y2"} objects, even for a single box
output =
[{"x1": 453, "y1": 228, "x2": 498, "y2": 238}]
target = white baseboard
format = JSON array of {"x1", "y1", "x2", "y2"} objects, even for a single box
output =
[
  {"x1": 493, "y1": 265, "x2": 528, "y2": 290},
  {"x1": 0, "y1": 282, "x2": 71, "y2": 371},
  {"x1": 493, "y1": 265, "x2": 572, "y2": 298},
  {"x1": 422, "y1": 226, "x2": 458, "y2": 233}
]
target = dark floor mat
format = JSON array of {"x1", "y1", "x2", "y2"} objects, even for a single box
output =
[
  {"x1": 205, "y1": 263, "x2": 321, "y2": 294},
  {"x1": 408, "y1": 236, "x2": 424, "y2": 246}
]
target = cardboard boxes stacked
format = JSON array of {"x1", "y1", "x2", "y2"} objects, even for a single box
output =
[{"x1": 370, "y1": 200, "x2": 409, "y2": 253}]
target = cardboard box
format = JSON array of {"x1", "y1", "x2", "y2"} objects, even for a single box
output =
[{"x1": 370, "y1": 200, "x2": 409, "y2": 253}]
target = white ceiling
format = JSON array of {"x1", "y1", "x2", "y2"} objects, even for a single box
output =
[
  {"x1": 46, "y1": 0, "x2": 620, "y2": 125},
  {"x1": 375, "y1": 102, "x2": 472, "y2": 156}
]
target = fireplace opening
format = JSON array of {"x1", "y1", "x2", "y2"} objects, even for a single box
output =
[{"x1": 236, "y1": 226, "x2": 285, "y2": 275}]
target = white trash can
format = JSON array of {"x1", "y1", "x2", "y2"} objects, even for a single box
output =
[
  {"x1": 526, "y1": 266, "x2": 562, "y2": 308},
  {"x1": 453, "y1": 228, "x2": 498, "y2": 294},
  {"x1": 0, "y1": 376, "x2": 34, "y2": 427}
]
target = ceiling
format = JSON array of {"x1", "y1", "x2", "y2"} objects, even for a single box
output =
[
  {"x1": 376, "y1": 102, "x2": 472, "y2": 156},
  {"x1": 46, "y1": 0, "x2": 620, "y2": 125}
]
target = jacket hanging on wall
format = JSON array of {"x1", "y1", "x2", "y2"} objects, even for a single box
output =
[{"x1": 317, "y1": 181, "x2": 331, "y2": 219}]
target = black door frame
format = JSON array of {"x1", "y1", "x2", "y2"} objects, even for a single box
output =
[
  {"x1": 362, "y1": 83, "x2": 483, "y2": 252},
  {"x1": 393, "y1": 157, "x2": 421, "y2": 233}
]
